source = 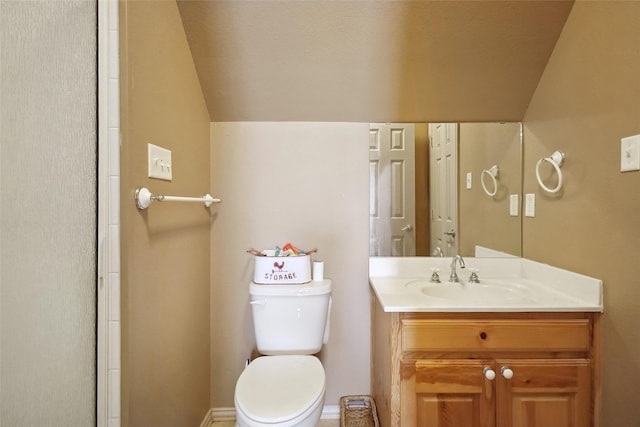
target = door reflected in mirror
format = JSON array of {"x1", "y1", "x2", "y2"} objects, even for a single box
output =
[{"x1": 370, "y1": 122, "x2": 522, "y2": 258}]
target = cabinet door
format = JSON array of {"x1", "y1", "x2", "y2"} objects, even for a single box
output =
[
  {"x1": 496, "y1": 359, "x2": 591, "y2": 427},
  {"x1": 402, "y1": 359, "x2": 495, "y2": 427}
]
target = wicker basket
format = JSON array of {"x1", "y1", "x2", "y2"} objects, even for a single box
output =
[{"x1": 339, "y1": 395, "x2": 380, "y2": 427}]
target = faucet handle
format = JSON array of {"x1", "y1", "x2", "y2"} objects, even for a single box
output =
[
  {"x1": 468, "y1": 268, "x2": 480, "y2": 283},
  {"x1": 429, "y1": 268, "x2": 441, "y2": 283}
]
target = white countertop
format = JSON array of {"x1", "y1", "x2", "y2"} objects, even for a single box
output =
[{"x1": 369, "y1": 257, "x2": 603, "y2": 313}]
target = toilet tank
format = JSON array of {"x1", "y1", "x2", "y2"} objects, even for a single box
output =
[{"x1": 249, "y1": 280, "x2": 332, "y2": 355}]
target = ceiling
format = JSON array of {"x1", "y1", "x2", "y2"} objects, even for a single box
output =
[{"x1": 176, "y1": 1, "x2": 574, "y2": 123}]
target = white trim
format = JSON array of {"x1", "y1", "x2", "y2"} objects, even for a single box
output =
[
  {"x1": 211, "y1": 407, "x2": 237, "y2": 421},
  {"x1": 97, "y1": 1, "x2": 121, "y2": 426},
  {"x1": 199, "y1": 409, "x2": 216, "y2": 427},
  {"x1": 96, "y1": 1, "x2": 110, "y2": 425},
  {"x1": 208, "y1": 405, "x2": 341, "y2": 422},
  {"x1": 321, "y1": 405, "x2": 341, "y2": 419}
]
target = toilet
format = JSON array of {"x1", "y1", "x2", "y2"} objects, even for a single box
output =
[{"x1": 234, "y1": 280, "x2": 332, "y2": 427}]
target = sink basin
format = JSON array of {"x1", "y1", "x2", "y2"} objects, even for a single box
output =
[
  {"x1": 405, "y1": 279, "x2": 538, "y2": 304},
  {"x1": 369, "y1": 257, "x2": 603, "y2": 312}
]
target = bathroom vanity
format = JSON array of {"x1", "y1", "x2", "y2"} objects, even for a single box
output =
[{"x1": 369, "y1": 257, "x2": 603, "y2": 427}]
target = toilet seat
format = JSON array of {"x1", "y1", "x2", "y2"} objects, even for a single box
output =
[{"x1": 235, "y1": 355, "x2": 325, "y2": 425}]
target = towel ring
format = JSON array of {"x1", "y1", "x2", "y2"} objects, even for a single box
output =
[
  {"x1": 481, "y1": 165, "x2": 499, "y2": 197},
  {"x1": 535, "y1": 150, "x2": 565, "y2": 193}
]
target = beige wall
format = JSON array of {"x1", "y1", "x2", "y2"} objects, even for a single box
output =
[
  {"x1": 522, "y1": 1, "x2": 640, "y2": 425},
  {"x1": 459, "y1": 123, "x2": 522, "y2": 257},
  {"x1": 177, "y1": 1, "x2": 573, "y2": 123},
  {"x1": 120, "y1": 1, "x2": 211, "y2": 425},
  {"x1": 210, "y1": 122, "x2": 371, "y2": 408}
]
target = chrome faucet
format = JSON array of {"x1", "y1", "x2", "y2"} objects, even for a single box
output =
[{"x1": 449, "y1": 255, "x2": 465, "y2": 282}]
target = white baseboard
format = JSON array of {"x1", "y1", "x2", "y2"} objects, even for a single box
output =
[
  {"x1": 205, "y1": 405, "x2": 341, "y2": 423},
  {"x1": 199, "y1": 408, "x2": 215, "y2": 427},
  {"x1": 212, "y1": 407, "x2": 237, "y2": 421},
  {"x1": 321, "y1": 405, "x2": 341, "y2": 419}
]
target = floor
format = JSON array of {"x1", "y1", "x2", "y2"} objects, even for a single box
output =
[{"x1": 212, "y1": 420, "x2": 339, "y2": 427}]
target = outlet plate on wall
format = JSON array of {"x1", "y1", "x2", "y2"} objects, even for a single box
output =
[
  {"x1": 621, "y1": 135, "x2": 640, "y2": 172},
  {"x1": 148, "y1": 143, "x2": 172, "y2": 181},
  {"x1": 509, "y1": 194, "x2": 519, "y2": 217},
  {"x1": 525, "y1": 193, "x2": 535, "y2": 217}
]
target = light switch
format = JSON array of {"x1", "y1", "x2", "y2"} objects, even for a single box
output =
[
  {"x1": 466, "y1": 172, "x2": 472, "y2": 189},
  {"x1": 525, "y1": 193, "x2": 535, "y2": 217},
  {"x1": 509, "y1": 194, "x2": 519, "y2": 217},
  {"x1": 148, "y1": 143, "x2": 172, "y2": 181},
  {"x1": 621, "y1": 135, "x2": 640, "y2": 172}
]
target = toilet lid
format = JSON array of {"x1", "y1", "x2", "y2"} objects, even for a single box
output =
[{"x1": 235, "y1": 355, "x2": 325, "y2": 424}]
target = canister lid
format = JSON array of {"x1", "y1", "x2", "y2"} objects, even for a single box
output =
[
  {"x1": 235, "y1": 355, "x2": 325, "y2": 423},
  {"x1": 250, "y1": 279, "x2": 331, "y2": 296}
]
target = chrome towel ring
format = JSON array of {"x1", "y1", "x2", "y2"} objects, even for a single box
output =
[
  {"x1": 535, "y1": 150, "x2": 565, "y2": 193},
  {"x1": 481, "y1": 165, "x2": 499, "y2": 197}
]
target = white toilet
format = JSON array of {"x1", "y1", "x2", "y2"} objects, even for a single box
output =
[{"x1": 234, "y1": 280, "x2": 332, "y2": 427}]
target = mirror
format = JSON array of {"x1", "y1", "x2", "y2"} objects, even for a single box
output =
[{"x1": 370, "y1": 122, "x2": 522, "y2": 258}]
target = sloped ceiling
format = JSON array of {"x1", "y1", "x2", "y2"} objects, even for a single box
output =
[{"x1": 177, "y1": 1, "x2": 574, "y2": 123}]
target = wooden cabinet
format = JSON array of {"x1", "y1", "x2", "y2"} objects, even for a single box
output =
[
  {"x1": 401, "y1": 358, "x2": 591, "y2": 427},
  {"x1": 402, "y1": 359, "x2": 495, "y2": 427},
  {"x1": 496, "y1": 359, "x2": 591, "y2": 427},
  {"x1": 371, "y1": 298, "x2": 600, "y2": 427}
]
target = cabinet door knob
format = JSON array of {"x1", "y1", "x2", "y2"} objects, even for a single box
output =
[
  {"x1": 483, "y1": 367, "x2": 496, "y2": 380},
  {"x1": 501, "y1": 366, "x2": 514, "y2": 379}
]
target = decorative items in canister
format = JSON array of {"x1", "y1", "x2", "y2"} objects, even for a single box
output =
[{"x1": 247, "y1": 243, "x2": 317, "y2": 284}]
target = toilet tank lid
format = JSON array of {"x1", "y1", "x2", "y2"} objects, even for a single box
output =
[{"x1": 250, "y1": 279, "x2": 331, "y2": 296}]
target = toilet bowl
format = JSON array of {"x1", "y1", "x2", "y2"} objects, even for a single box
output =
[
  {"x1": 234, "y1": 280, "x2": 332, "y2": 426},
  {"x1": 234, "y1": 355, "x2": 326, "y2": 427}
]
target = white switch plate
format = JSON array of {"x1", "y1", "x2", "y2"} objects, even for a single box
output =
[
  {"x1": 621, "y1": 135, "x2": 640, "y2": 172},
  {"x1": 148, "y1": 143, "x2": 172, "y2": 181},
  {"x1": 466, "y1": 172, "x2": 472, "y2": 189},
  {"x1": 509, "y1": 194, "x2": 519, "y2": 217},
  {"x1": 525, "y1": 193, "x2": 535, "y2": 217}
]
